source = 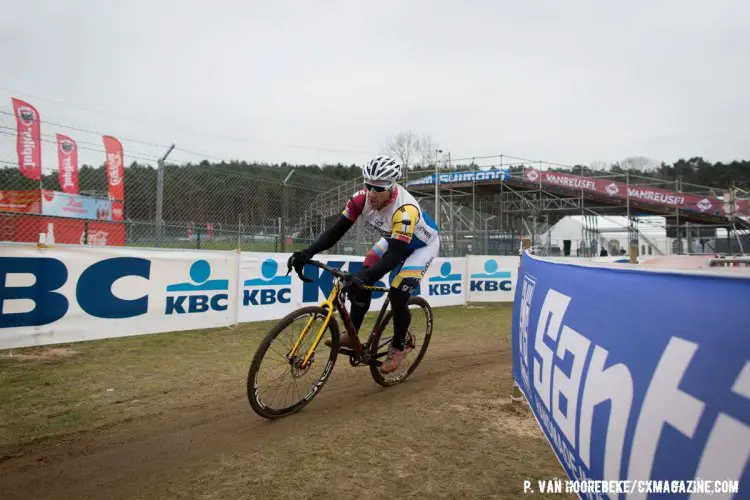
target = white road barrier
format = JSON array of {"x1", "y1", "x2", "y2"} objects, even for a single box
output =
[
  {"x1": 0, "y1": 245, "x2": 239, "y2": 349},
  {"x1": 0, "y1": 244, "x2": 513, "y2": 349}
]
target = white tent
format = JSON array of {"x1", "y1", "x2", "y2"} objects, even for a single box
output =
[{"x1": 537, "y1": 215, "x2": 715, "y2": 256}]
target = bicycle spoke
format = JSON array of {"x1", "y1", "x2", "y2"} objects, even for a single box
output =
[
  {"x1": 368, "y1": 297, "x2": 432, "y2": 386},
  {"x1": 248, "y1": 305, "x2": 339, "y2": 418}
]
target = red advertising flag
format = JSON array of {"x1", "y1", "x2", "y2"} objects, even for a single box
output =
[
  {"x1": 11, "y1": 97, "x2": 42, "y2": 181},
  {"x1": 56, "y1": 134, "x2": 79, "y2": 194},
  {"x1": 102, "y1": 135, "x2": 124, "y2": 202},
  {"x1": 111, "y1": 200, "x2": 124, "y2": 222}
]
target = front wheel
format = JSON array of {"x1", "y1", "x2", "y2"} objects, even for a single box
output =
[
  {"x1": 247, "y1": 306, "x2": 340, "y2": 419},
  {"x1": 368, "y1": 295, "x2": 433, "y2": 387}
]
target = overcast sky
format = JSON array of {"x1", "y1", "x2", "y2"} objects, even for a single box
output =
[{"x1": 1, "y1": 0, "x2": 748, "y2": 173}]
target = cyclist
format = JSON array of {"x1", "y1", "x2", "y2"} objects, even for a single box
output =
[{"x1": 288, "y1": 156, "x2": 440, "y2": 374}]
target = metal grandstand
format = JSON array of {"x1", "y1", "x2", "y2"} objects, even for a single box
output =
[{"x1": 291, "y1": 162, "x2": 750, "y2": 258}]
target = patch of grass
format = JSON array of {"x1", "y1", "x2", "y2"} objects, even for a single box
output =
[
  {"x1": 0, "y1": 303, "x2": 514, "y2": 454},
  {"x1": 164, "y1": 349, "x2": 572, "y2": 500},
  {"x1": 2, "y1": 301, "x2": 575, "y2": 499}
]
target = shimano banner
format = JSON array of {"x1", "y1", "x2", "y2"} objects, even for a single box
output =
[
  {"x1": 405, "y1": 169, "x2": 510, "y2": 186},
  {"x1": 511, "y1": 253, "x2": 750, "y2": 498}
]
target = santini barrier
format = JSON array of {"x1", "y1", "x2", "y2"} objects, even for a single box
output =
[
  {"x1": 0, "y1": 244, "x2": 518, "y2": 349},
  {"x1": 512, "y1": 251, "x2": 750, "y2": 498}
]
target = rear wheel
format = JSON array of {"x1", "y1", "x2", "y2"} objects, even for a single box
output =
[
  {"x1": 247, "y1": 306, "x2": 339, "y2": 419},
  {"x1": 368, "y1": 296, "x2": 433, "y2": 387}
]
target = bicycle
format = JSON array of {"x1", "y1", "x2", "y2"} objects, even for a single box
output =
[{"x1": 246, "y1": 259, "x2": 433, "y2": 420}]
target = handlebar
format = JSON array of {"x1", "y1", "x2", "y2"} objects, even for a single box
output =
[
  {"x1": 286, "y1": 258, "x2": 350, "y2": 283},
  {"x1": 287, "y1": 258, "x2": 370, "y2": 307}
]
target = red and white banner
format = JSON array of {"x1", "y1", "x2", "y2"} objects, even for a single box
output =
[
  {"x1": 81, "y1": 221, "x2": 126, "y2": 246},
  {"x1": 56, "y1": 134, "x2": 79, "y2": 194},
  {"x1": 0, "y1": 215, "x2": 125, "y2": 247},
  {"x1": 11, "y1": 97, "x2": 42, "y2": 181},
  {"x1": 111, "y1": 200, "x2": 124, "y2": 222},
  {"x1": 0, "y1": 190, "x2": 41, "y2": 214},
  {"x1": 103, "y1": 135, "x2": 124, "y2": 203},
  {"x1": 522, "y1": 167, "x2": 750, "y2": 217}
]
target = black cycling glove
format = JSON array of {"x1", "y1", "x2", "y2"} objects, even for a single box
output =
[
  {"x1": 287, "y1": 249, "x2": 313, "y2": 275},
  {"x1": 341, "y1": 271, "x2": 367, "y2": 297}
]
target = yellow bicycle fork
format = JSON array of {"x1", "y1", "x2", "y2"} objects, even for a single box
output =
[
  {"x1": 287, "y1": 282, "x2": 385, "y2": 367},
  {"x1": 288, "y1": 282, "x2": 340, "y2": 367}
]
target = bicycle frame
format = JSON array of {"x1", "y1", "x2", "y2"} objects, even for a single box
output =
[{"x1": 288, "y1": 277, "x2": 391, "y2": 368}]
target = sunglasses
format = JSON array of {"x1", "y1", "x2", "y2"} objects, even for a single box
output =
[{"x1": 364, "y1": 183, "x2": 390, "y2": 192}]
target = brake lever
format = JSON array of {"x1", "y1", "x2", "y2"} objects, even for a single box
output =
[
  {"x1": 296, "y1": 265, "x2": 313, "y2": 283},
  {"x1": 286, "y1": 263, "x2": 313, "y2": 282}
]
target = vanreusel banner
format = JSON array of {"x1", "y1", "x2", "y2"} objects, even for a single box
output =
[
  {"x1": 511, "y1": 252, "x2": 750, "y2": 499},
  {"x1": 0, "y1": 246, "x2": 482, "y2": 350}
]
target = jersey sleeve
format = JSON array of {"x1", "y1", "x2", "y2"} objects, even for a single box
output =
[
  {"x1": 342, "y1": 190, "x2": 366, "y2": 222},
  {"x1": 390, "y1": 204, "x2": 420, "y2": 243}
]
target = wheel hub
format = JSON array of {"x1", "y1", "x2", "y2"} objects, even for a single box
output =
[{"x1": 289, "y1": 353, "x2": 313, "y2": 377}]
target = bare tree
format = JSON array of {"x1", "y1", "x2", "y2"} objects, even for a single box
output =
[
  {"x1": 620, "y1": 156, "x2": 660, "y2": 173},
  {"x1": 382, "y1": 131, "x2": 441, "y2": 180},
  {"x1": 417, "y1": 134, "x2": 441, "y2": 170},
  {"x1": 383, "y1": 130, "x2": 420, "y2": 170},
  {"x1": 588, "y1": 160, "x2": 612, "y2": 172}
]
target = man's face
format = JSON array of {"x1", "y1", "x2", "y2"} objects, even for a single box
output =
[{"x1": 365, "y1": 183, "x2": 392, "y2": 209}]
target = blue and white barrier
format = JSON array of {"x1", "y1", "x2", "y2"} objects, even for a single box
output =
[
  {"x1": 0, "y1": 245, "x2": 519, "y2": 350},
  {"x1": 512, "y1": 251, "x2": 750, "y2": 498}
]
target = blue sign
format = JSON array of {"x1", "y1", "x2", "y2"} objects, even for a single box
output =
[
  {"x1": 244, "y1": 258, "x2": 292, "y2": 306},
  {"x1": 406, "y1": 169, "x2": 510, "y2": 187},
  {"x1": 300, "y1": 260, "x2": 421, "y2": 303},
  {"x1": 165, "y1": 260, "x2": 229, "y2": 314},
  {"x1": 428, "y1": 261, "x2": 462, "y2": 296},
  {"x1": 469, "y1": 258, "x2": 513, "y2": 292},
  {"x1": 42, "y1": 190, "x2": 113, "y2": 221},
  {"x1": 512, "y1": 252, "x2": 750, "y2": 494}
]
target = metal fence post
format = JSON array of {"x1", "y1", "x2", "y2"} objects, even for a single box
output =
[
  {"x1": 676, "y1": 175, "x2": 683, "y2": 255},
  {"x1": 280, "y1": 170, "x2": 294, "y2": 252},
  {"x1": 155, "y1": 144, "x2": 175, "y2": 247}
]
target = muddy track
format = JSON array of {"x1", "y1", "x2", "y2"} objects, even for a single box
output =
[{"x1": 0, "y1": 349, "x2": 509, "y2": 500}]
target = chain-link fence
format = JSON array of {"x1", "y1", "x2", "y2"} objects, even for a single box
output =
[
  {"x1": 2, "y1": 99, "x2": 748, "y2": 257},
  {"x1": 0, "y1": 100, "x2": 361, "y2": 252},
  {"x1": 0, "y1": 159, "x2": 344, "y2": 252}
]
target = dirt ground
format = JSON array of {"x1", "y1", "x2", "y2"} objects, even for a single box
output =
[{"x1": 0, "y1": 304, "x2": 573, "y2": 500}]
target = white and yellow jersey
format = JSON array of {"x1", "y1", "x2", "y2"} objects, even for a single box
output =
[{"x1": 342, "y1": 184, "x2": 440, "y2": 249}]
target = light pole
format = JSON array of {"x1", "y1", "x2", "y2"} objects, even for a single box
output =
[
  {"x1": 483, "y1": 215, "x2": 496, "y2": 255},
  {"x1": 434, "y1": 149, "x2": 443, "y2": 229}
]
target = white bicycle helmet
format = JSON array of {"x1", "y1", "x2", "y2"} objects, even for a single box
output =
[{"x1": 362, "y1": 156, "x2": 402, "y2": 185}]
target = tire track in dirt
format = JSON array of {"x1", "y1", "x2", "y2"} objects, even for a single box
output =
[{"x1": 0, "y1": 349, "x2": 509, "y2": 500}]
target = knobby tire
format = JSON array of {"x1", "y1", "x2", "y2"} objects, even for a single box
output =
[
  {"x1": 368, "y1": 295, "x2": 433, "y2": 387},
  {"x1": 247, "y1": 306, "x2": 340, "y2": 419}
]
